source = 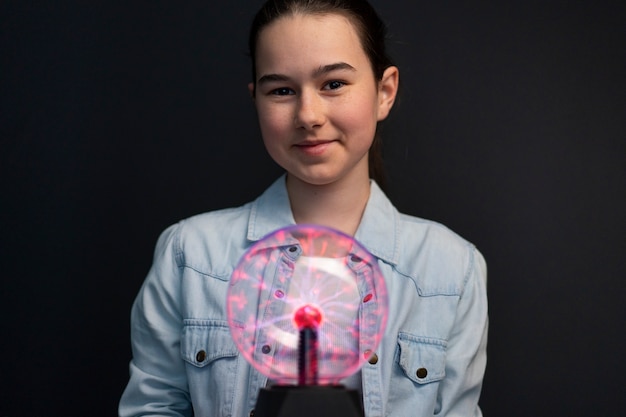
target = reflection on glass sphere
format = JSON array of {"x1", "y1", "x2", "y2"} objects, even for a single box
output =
[{"x1": 227, "y1": 224, "x2": 388, "y2": 384}]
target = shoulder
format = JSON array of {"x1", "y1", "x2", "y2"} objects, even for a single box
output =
[
  {"x1": 394, "y1": 212, "x2": 483, "y2": 296},
  {"x1": 396, "y1": 212, "x2": 470, "y2": 254},
  {"x1": 179, "y1": 204, "x2": 252, "y2": 242},
  {"x1": 154, "y1": 203, "x2": 255, "y2": 279}
]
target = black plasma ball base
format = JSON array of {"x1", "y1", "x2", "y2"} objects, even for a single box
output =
[{"x1": 253, "y1": 385, "x2": 364, "y2": 417}]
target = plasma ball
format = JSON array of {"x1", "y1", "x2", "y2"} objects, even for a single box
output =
[
  {"x1": 227, "y1": 224, "x2": 389, "y2": 383},
  {"x1": 294, "y1": 304, "x2": 322, "y2": 330}
]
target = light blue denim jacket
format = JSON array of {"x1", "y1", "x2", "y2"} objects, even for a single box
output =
[{"x1": 119, "y1": 176, "x2": 488, "y2": 417}]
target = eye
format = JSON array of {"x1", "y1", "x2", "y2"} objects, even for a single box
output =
[
  {"x1": 323, "y1": 80, "x2": 345, "y2": 90},
  {"x1": 271, "y1": 87, "x2": 295, "y2": 96}
]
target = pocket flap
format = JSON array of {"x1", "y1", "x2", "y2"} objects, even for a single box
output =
[
  {"x1": 397, "y1": 333, "x2": 446, "y2": 384},
  {"x1": 181, "y1": 320, "x2": 239, "y2": 368}
]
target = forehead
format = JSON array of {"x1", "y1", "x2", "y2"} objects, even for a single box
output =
[{"x1": 255, "y1": 13, "x2": 369, "y2": 72}]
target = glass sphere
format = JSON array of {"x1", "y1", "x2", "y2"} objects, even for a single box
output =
[{"x1": 227, "y1": 224, "x2": 388, "y2": 384}]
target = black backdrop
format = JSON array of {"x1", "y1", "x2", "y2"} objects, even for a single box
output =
[{"x1": 1, "y1": 1, "x2": 624, "y2": 416}]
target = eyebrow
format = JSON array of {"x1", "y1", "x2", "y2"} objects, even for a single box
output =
[{"x1": 257, "y1": 62, "x2": 356, "y2": 85}]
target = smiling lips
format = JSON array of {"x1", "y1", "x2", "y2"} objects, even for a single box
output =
[{"x1": 293, "y1": 140, "x2": 336, "y2": 156}]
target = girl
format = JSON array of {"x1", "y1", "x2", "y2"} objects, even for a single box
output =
[{"x1": 119, "y1": 1, "x2": 488, "y2": 416}]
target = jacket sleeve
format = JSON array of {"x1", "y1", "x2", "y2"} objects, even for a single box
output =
[
  {"x1": 438, "y1": 245, "x2": 489, "y2": 416},
  {"x1": 119, "y1": 224, "x2": 193, "y2": 417}
]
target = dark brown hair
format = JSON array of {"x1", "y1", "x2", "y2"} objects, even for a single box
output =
[{"x1": 249, "y1": 0, "x2": 395, "y2": 187}]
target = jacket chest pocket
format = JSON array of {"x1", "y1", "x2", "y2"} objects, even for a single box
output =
[
  {"x1": 181, "y1": 320, "x2": 240, "y2": 417},
  {"x1": 387, "y1": 332, "x2": 447, "y2": 415},
  {"x1": 397, "y1": 333, "x2": 446, "y2": 384}
]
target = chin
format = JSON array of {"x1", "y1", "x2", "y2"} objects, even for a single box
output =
[{"x1": 288, "y1": 171, "x2": 340, "y2": 187}]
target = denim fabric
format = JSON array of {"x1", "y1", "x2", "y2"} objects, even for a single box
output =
[{"x1": 119, "y1": 175, "x2": 488, "y2": 417}]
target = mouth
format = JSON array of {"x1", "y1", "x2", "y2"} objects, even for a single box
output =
[
  {"x1": 294, "y1": 139, "x2": 335, "y2": 147},
  {"x1": 293, "y1": 140, "x2": 335, "y2": 156}
]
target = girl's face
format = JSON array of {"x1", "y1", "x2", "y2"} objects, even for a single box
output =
[{"x1": 251, "y1": 13, "x2": 398, "y2": 187}]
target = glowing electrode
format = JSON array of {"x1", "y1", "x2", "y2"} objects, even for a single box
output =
[{"x1": 295, "y1": 304, "x2": 322, "y2": 385}]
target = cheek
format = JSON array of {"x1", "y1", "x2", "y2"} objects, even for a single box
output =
[
  {"x1": 257, "y1": 105, "x2": 291, "y2": 139},
  {"x1": 338, "y1": 94, "x2": 379, "y2": 136}
]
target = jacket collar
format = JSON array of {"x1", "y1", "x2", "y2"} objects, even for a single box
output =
[{"x1": 247, "y1": 175, "x2": 399, "y2": 266}]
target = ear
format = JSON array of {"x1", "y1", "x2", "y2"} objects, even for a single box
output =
[
  {"x1": 248, "y1": 82, "x2": 256, "y2": 99},
  {"x1": 376, "y1": 66, "x2": 399, "y2": 121}
]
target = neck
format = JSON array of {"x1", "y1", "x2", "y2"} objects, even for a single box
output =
[{"x1": 286, "y1": 172, "x2": 371, "y2": 237}]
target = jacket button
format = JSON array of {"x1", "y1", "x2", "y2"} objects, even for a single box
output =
[
  {"x1": 416, "y1": 367, "x2": 428, "y2": 379},
  {"x1": 289, "y1": 246, "x2": 297, "y2": 252},
  {"x1": 249, "y1": 409, "x2": 255, "y2": 417},
  {"x1": 261, "y1": 345, "x2": 271, "y2": 354},
  {"x1": 196, "y1": 350, "x2": 206, "y2": 362},
  {"x1": 368, "y1": 352, "x2": 379, "y2": 365}
]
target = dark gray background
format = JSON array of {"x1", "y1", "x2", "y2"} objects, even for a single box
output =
[{"x1": 1, "y1": 1, "x2": 624, "y2": 415}]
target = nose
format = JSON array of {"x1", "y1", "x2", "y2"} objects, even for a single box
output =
[{"x1": 294, "y1": 90, "x2": 325, "y2": 130}]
